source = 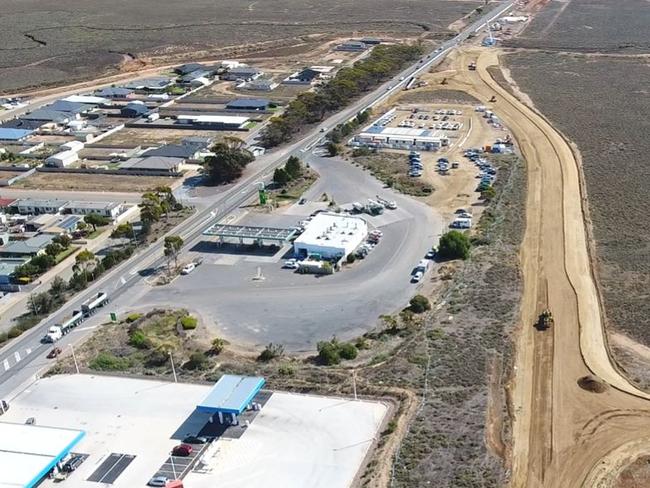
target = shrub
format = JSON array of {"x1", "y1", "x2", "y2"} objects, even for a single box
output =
[
  {"x1": 180, "y1": 315, "x2": 198, "y2": 330},
  {"x1": 210, "y1": 337, "x2": 225, "y2": 355},
  {"x1": 278, "y1": 363, "x2": 295, "y2": 376},
  {"x1": 145, "y1": 349, "x2": 170, "y2": 367},
  {"x1": 317, "y1": 341, "x2": 341, "y2": 365},
  {"x1": 128, "y1": 329, "x2": 151, "y2": 349},
  {"x1": 346, "y1": 253, "x2": 356, "y2": 264},
  {"x1": 438, "y1": 230, "x2": 471, "y2": 260},
  {"x1": 258, "y1": 343, "x2": 284, "y2": 362},
  {"x1": 338, "y1": 342, "x2": 358, "y2": 360},
  {"x1": 89, "y1": 352, "x2": 130, "y2": 371},
  {"x1": 7, "y1": 327, "x2": 22, "y2": 339},
  {"x1": 409, "y1": 295, "x2": 431, "y2": 314},
  {"x1": 126, "y1": 313, "x2": 143, "y2": 323},
  {"x1": 185, "y1": 352, "x2": 209, "y2": 370}
]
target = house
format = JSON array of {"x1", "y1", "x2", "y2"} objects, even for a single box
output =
[
  {"x1": 142, "y1": 143, "x2": 202, "y2": 160},
  {"x1": 0, "y1": 258, "x2": 28, "y2": 285},
  {"x1": 25, "y1": 214, "x2": 60, "y2": 232},
  {"x1": 226, "y1": 98, "x2": 271, "y2": 111},
  {"x1": 222, "y1": 66, "x2": 262, "y2": 82},
  {"x1": 336, "y1": 40, "x2": 368, "y2": 52},
  {"x1": 244, "y1": 78, "x2": 278, "y2": 92},
  {"x1": 0, "y1": 234, "x2": 54, "y2": 258},
  {"x1": 175, "y1": 63, "x2": 208, "y2": 75},
  {"x1": 41, "y1": 215, "x2": 83, "y2": 235},
  {"x1": 122, "y1": 77, "x2": 175, "y2": 92},
  {"x1": 220, "y1": 60, "x2": 243, "y2": 70},
  {"x1": 48, "y1": 100, "x2": 93, "y2": 115},
  {"x1": 0, "y1": 119, "x2": 43, "y2": 131},
  {"x1": 121, "y1": 103, "x2": 150, "y2": 118},
  {"x1": 21, "y1": 109, "x2": 72, "y2": 124},
  {"x1": 0, "y1": 198, "x2": 16, "y2": 211},
  {"x1": 62, "y1": 95, "x2": 110, "y2": 105},
  {"x1": 283, "y1": 68, "x2": 322, "y2": 85},
  {"x1": 95, "y1": 87, "x2": 134, "y2": 99},
  {"x1": 60, "y1": 140, "x2": 84, "y2": 152},
  {"x1": 178, "y1": 70, "x2": 212, "y2": 87},
  {"x1": 182, "y1": 136, "x2": 213, "y2": 147},
  {"x1": 119, "y1": 156, "x2": 184, "y2": 173},
  {"x1": 45, "y1": 150, "x2": 79, "y2": 168},
  {"x1": 63, "y1": 201, "x2": 123, "y2": 219},
  {"x1": 0, "y1": 128, "x2": 33, "y2": 142},
  {"x1": 10, "y1": 199, "x2": 68, "y2": 215}
]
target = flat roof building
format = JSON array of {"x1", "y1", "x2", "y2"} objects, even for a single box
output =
[
  {"x1": 10, "y1": 199, "x2": 68, "y2": 215},
  {"x1": 0, "y1": 422, "x2": 85, "y2": 488},
  {"x1": 293, "y1": 212, "x2": 368, "y2": 259},
  {"x1": 0, "y1": 128, "x2": 33, "y2": 141},
  {"x1": 197, "y1": 375, "x2": 265, "y2": 422},
  {"x1": 62, "y1": 201, "x2": 123, "y2": 219},
  {"x1": 119, "y1": 156, "x2": 183, "y2": 173},
  {"x1": 176, "y1": 114, "x2": 249, "y2": 130}
]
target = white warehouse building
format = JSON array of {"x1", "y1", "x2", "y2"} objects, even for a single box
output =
[{"x1": 294, "y1": 213, "x2": 368, "y2": 259}]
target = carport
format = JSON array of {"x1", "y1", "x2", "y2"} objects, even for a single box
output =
[
  {"x1": 196, "y1": 375, "x2": 265, "y2": 425},
  {"x1": 203, "y1": 223, "x2": 296, "y2": 246}
]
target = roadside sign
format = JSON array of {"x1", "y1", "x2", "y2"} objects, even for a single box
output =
[{"x1": 110, "y1": 312, "x2": 118, "y2": 323}]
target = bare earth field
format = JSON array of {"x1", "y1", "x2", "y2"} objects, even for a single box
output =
[
  {"x1": 13, "y1": 171, "x2": 179, "y2": 192},
  {"x1": 505, "y1": 0, "x2": 650, "y2": 53},
  {"x1": 503, "y1": 52, "x2": 650, "y2": 389},
  {"x1": 0, "y1": 0, "x2": 482, "y2": 93},
  {"x1": 95, "y1": 127, "x2": 232, "y2": 147}
]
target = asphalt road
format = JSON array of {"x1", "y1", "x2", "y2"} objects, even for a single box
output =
[{"x1": 0, "y1": 1, "x2": 513, "y2": 398}]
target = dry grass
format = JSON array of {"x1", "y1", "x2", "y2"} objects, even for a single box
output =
[
  {"x1": 13, "y1": 171, "x2": 179, "y2": 192},
  {"x1": 94, "y1": 128, "x2": 229, "y2": 147}
]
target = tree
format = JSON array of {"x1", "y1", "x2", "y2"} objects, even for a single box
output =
[
  {"x1": 48, "y1": 276, "x2": 67, "y2": 301},
  {"x1": 284, "y1": 156, "x2": 302, "y2": 179},
  {"x1": 74, "y1": 249, "x2": 97, "y2": 281},
  {"x1": 481, "y1": 186, "x2": 497, "y2": 202},
  {"x1": 30, "y1": 254, "x2": 55, "y2": 273},
  {"x1": 203, "y1": 140, "x2": 254, "y2": 185},
  {"x1": 210, "y1": 337, "x2": 226, "y2": 355},
  {"x1": 273, "y1": 167, "x2": 290, "y2": 186},
  {"x1": 163, "y1": 235, "x2": 183, "y2": 270},
  {"x1": 409, "y1": 295, "x2": 431, "y2": 313},
  {"x1": 52, "y1": 234, "x2": 71, "y2": 248},
  {"x1": 338, "y1": 342, "x2": 358, "y2": 360},
  {"x1": 84, "y1": 213, "x2": 109, "y2": 231},
  {"x1": 317, "y1": 341, "x2": 340, "y2": 365},
  {"x1": 258, "y1": 343, "x2": 285, "y2": 362},
  {"x1": 438, "y1": 230, "x2": 471, "y2": 260},
  {"x1": 325, "y1": 141, "x2": 341, "y2": 157},
  {"x1": 111, "y1": 222, "x2": 134, "y2": 239},
  {"x1": 44, "y1": 242, "x2": 63, "y2": 257}
]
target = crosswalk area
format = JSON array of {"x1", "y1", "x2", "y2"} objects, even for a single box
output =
[{"x1": 1, "y1": 347, "x2": 33, "y2": 373}]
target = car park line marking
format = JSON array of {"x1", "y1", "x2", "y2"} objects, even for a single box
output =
[
  {"x1": 3, "y1": 359, "x2": 9, "y2": 371},
  {"x1": 14, "y1": 352, "x2": 20, "y2": 362}
]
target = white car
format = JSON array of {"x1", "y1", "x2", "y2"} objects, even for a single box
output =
[
  {"x1": 283, "y1": 259, "x2": 299, "y2": 269},
  {"x1": 411, "y1": 271, "x2": 424, "y2": 283},
  {"x1": 181, "y1": 263, "x2": 196, "y2": 275}
]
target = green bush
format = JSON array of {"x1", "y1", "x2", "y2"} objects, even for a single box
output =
[
  {"x1": 258, "y1": 343, "x2": 285, "y2": 362},
  {"x1": 7, "y1": 327, "x2": 23, "y2": 339},
  {"x1": 211, "y1": 337, "x2": 225, "y2": 355},
  {"x1": 180, "y1": 315, "x2": 198, "y2": 330},
  {"x1": 346, "y1": 253, "x2": 356, "y2": 264},
  {"x1": 126, "y1": 313, "x2": 143, "y2": 323},
  {"x1": 278, "y1": 363, "x2": 295, "y2": 376},
  {"x1": 128, "y1": 329, "x2": 151, "y2": 349},
  {"x1": 317, "y1": 341, "x2": 341, "y2": 365},
  {"x1": 89, "y1": 352, "x2": 130, "y2": 371},
  {"x1": 184, "y1": 352, "x2": 208, "y2": 370},
  {"x1": 145, "y1": 349, "x2": 170, "y2": 367},
  {"x1": 438, "y1": 230, "x2": 471, "y2": 260},
  {"x1": 338, "y1": 342, "x2": 358, "y2": 360},
  {"x1": 409, "y1": 295, "x2": 431, "y2": 314}
]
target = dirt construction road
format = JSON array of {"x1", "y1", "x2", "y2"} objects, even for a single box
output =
[{"x1": 420, "y1": 48, "x2": 650, "y2": 487}]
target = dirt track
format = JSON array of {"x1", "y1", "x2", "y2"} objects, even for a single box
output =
[{"x1": 419, "y1": 48, "x2": 650, "y2": 487}]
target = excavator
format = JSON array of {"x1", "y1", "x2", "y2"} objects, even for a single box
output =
[{"x1": 536, "y1": 309, "x2": 554, "y2": 331}]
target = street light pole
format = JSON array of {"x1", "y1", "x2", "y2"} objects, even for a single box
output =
[
  {"x1": 352, "y1": 369, "x2": 358, "y2": 401},
  {"x1": 69, "y1": 344, "x2": 79, "y2": 374},
  {"x1": 169, "y1": 352, "x2": 178, "y2": 383}
]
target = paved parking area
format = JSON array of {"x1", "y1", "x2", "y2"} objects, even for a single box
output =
[{"x1": 128, "y1": 155, "x2": 444, "y2": 351}]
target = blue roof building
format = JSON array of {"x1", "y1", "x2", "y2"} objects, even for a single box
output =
[
  {"x1": 197, "y1": 375, "x2": 265, "y2": 421},
  {"x1": 0, "y1": 128, "x2": 33, "y2": 141}
]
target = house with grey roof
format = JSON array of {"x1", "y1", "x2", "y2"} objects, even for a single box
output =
[
  {"x1": 21, "y1": 109, "x2": 72, "y2": 124},
  {"x1": 175, "y1": 63, "x2": 209, "y2": 75},
  {"x1": 120, "y1": 156, "x2": 184, "y2": 173},
  {"x1": 48, "y1": 100, "x2": 92, "y2": 114},
  {"x1": 0, "y1": 234, "x2": 54, "y2": 258},
  {"x1": 10, "y1": 199, "x2": 69, "y2": 215},
  {"x1": 95, "y1": 87, "x2": 134, "y2": 99},
  {"x1": 121, "y1": 103, "x2": 150, "y2": 118},
  {"x1": 222, "y1": 66, "x2": 262, "y2": 82},
  {"x1": 122, "y1": 77, "x2": 175, "y2": 92}
]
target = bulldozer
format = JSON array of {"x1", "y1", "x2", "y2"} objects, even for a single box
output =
[{"x1": 536, "y1": 309, "x2": 553, "y2": 331}]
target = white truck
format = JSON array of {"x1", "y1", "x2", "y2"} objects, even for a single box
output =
[
  {"x1": 43, "y1": 311, "x2": 84, "y2": 343},
  {"x1": 375, "y1": 195, "x2": 397, "y2": 210},
  {"x1": 81, "y1": 292, "x2": 109, "y2": 317}
]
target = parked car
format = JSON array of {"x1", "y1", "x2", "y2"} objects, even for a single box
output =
[
  {"x1": 62, "y1": 455, "x2": 84, "y2": 473},
  {"x1": 181, "y1": 263, "x2": 196, "y2": 275},
  {"x1": 172, "y1": 444, "x2": 193, "y2": 457},
  {"x1": 194, "y1": 257, "x2": 204, "y2": 266},
  {"x1": 0, "y1": 400, "x2": 8, "y2": 415},
  {"x1": 298, "y1": 198, "x2": 307, "y2": 205},
  {"x1": 148, "y1": 476, "x2": 170, "y2": 487},
  {"x1": 425, "y1": 249, "x2": 436, "y2": 259},
  {"x1": 183, "y1": 435, "x2": 209, "y2": 444},
  {"x1": 283, "y1": 259, "x2": 299, "y2": 269},
  {"x1": 411, "y1": 271, "x2": 424, "y2": 283},
  {"x1": 47, "y1": 347, "x2": 62, "y2": 359}
]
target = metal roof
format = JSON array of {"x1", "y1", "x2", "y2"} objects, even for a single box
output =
[
  {"x1": 0, "y1": 422, "x2": 85, "y2": 488},
  {"x1": 226, "y1": 98, "x2": 270, "y2": 110},
  {"x1": 0, "y1": 128, "x2": 33, "y2": 140},
  {"x1": 203, "y1": 223, "x2": 297, "y2": 241},
  {"x1": 196, "y1": 375, "x2": 265, "y2": 415}
]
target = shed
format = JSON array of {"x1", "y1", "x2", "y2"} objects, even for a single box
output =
[
  {"x1": 45, "y1": 150, "x2": 79, "y2": 168},
  {"x1": 226, "y1": 98, "x2": 270, "y2": 111},
  {"x1": 196, "y1": 375, "x2": 265, "y2": 418}
]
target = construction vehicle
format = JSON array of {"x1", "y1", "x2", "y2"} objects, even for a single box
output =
[
  {"x1": 81, "y1": 292, "x2": 109, "y2": 317},
  {"x1": 468, "y1": 62, "x2": 477, "y2": 71},
  {"x1": 536, "y1": 309, "x2": 553, "y2": 331},
  {"x1": 489, "y1": 95, "x2": 497, "y2": 103}
]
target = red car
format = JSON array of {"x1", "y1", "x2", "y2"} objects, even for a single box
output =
[
  {"x1": 171, "y1": 444, "x2": 193, "y2": 457},
  {"x1": 47, "y1": 347, "x2": 62, "y2": 359}
]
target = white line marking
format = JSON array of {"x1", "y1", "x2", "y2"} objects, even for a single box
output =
[
  {"x1": 3, "y1": 359, "x2": 9, "y2": 371},
  {"x1": 14, "y1": 351, "x2": 21, "y2": 362},
  {"x1": 121, "y1": 276, "x2": 126, "y2": 285},
  {"x1": 25, "y1": 348, "x2": 31, "y2": 355}
]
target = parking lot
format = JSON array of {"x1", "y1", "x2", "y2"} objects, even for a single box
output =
[
  {"x1": 1, "y1": 374, "x2": 387, "y2": 488},
  {"x1": 125, "y1": 154, "x2": 444, "y2": 350}
]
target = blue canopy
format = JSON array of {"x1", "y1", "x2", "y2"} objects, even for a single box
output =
[{"x1": 197, "y1": 375, "x2": 265, "y2": 415}]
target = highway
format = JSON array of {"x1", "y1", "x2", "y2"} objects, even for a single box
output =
[{"x1": 0, "y1": 1, "x2": 513, "y2": 399}]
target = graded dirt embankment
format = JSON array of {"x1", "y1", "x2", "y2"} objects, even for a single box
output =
[{"x1": 431, "y1": 47, "x2": 650, "y2": 488}]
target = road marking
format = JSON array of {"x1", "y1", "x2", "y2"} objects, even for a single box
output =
[
  {"x1": 25, "y1": 348, "x2": 31, "y2": 355},
  {"x1": 3, "y1": 359, "x2": 9, "y2": 371},
  {"x1": 14, "y1": 351, "x2": 21, "y2": 362},
  {"x1": 121, "y1": 276, "x2": 126, "y2": 285}
]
